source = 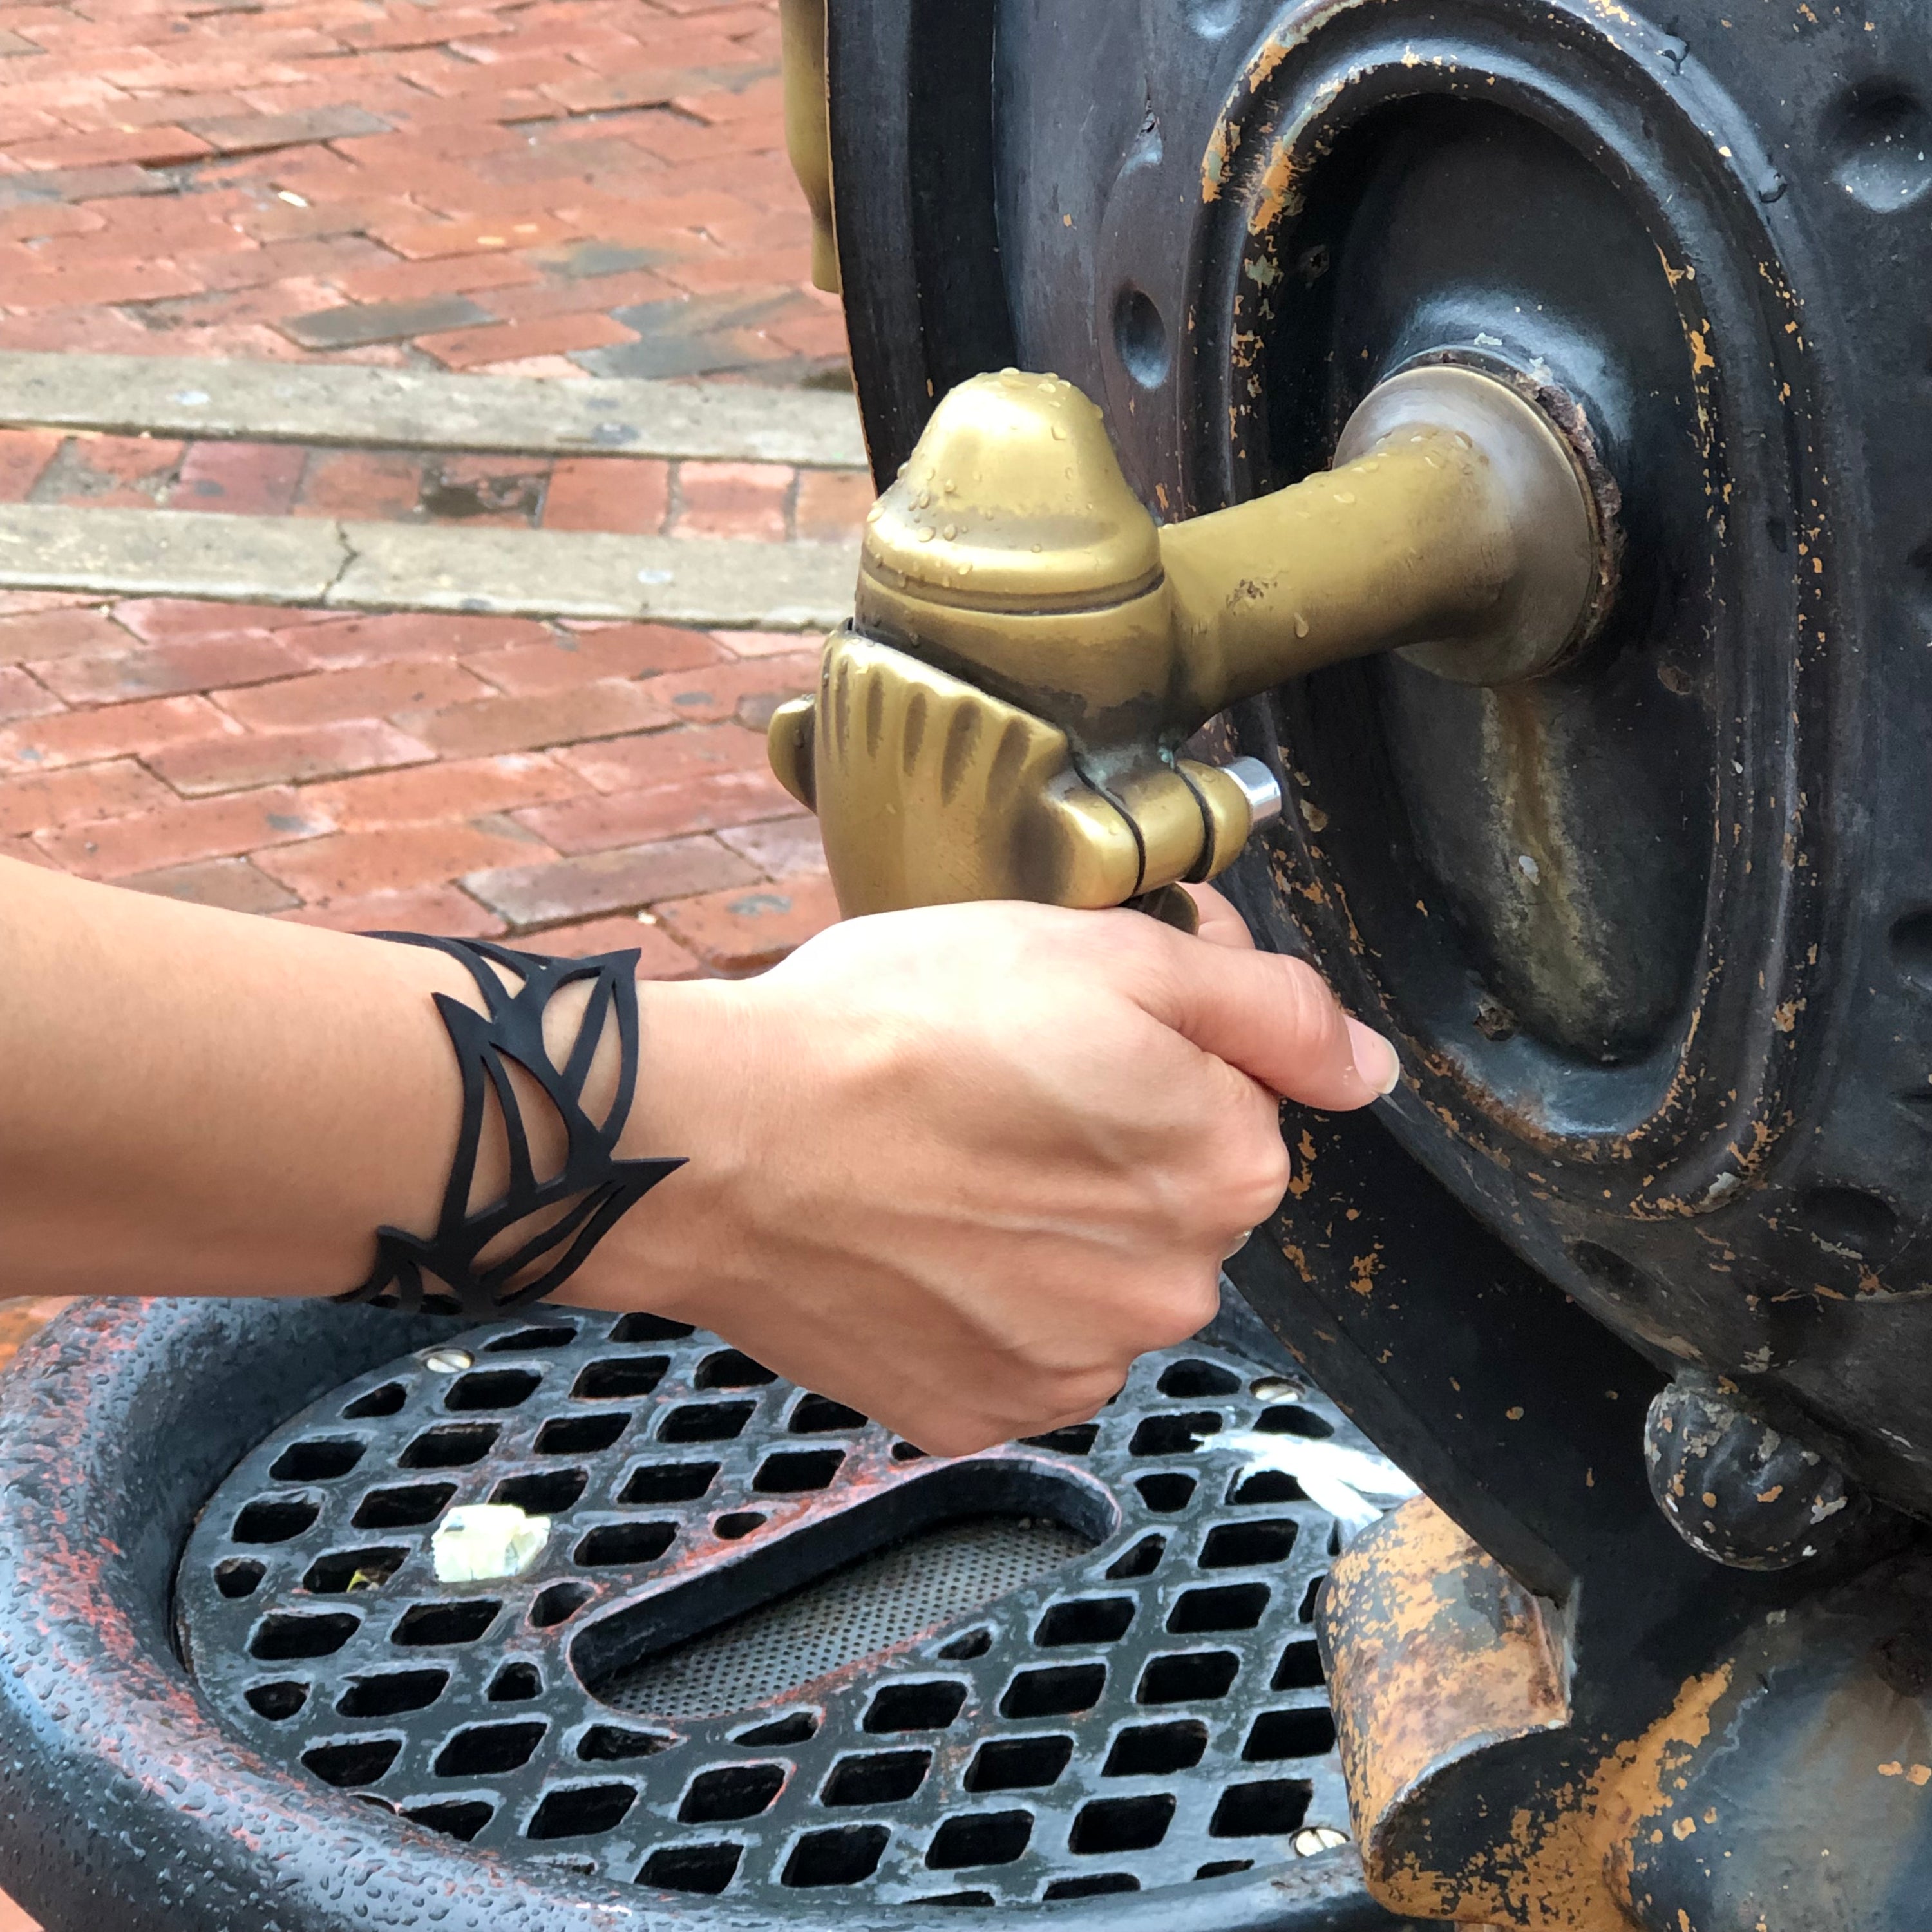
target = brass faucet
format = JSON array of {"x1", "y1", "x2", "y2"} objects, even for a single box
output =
[{"x1": 768, "y1": 363, "x2": 1611, "y2": 925}]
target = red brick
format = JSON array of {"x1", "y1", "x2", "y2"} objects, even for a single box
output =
[
  {"x1": 768, "y1": 303, "x2": 851, "y2": 363},
  {"x1": 654, "y1": 871, "x2": 839, "y2": 974},
  {"x1": 551, "y1": 717, "x2": 769, "y2": 793},
  {"x1": 538, "y1": 456, "x2": 670, "y2": 536},
  {"x1": 795, "y1": 468, "x2": 873, "y2": 542},
  {"x1": 39, "y1": 783, "x2": 332, "y2": 878},
  {"x1": 480, "y1": 266, "x2": 680, "y2": 325},
  {"x1": 167, "y1": 439, "x2": 307, "y2": 515},
  {"x1": 463, "y1": 833, "x2": 757, "y2": 928},
  {"x1": 716, "y1": 813, "x2": 825, "y2": 877},
  {"x1": 32, "y1": 633, "x2": 316, "y2": 706},
  {"x1": 0, "y1": 603, "x2": 128, "y2": 664},
  {"x1": 301, "y1": 750, "x2": 589, "y2": 831},
  {"x1": 277, "y1": 881, "x2": 504, "y2": 938},
  {"x1": 147, "y1": 717, "x2": 434, "y2": 795},
  {"x1": 109, "y1": 599, "x2": 306, "y2": 645},
  {"x1": 0, "y1": 426, "x2": 62, "y2": 502},
  {"x1": 217, "y1": 658, "x2": 494, "y2": 728},
  {"x1": 370, "y1": 209, "x2": 581, "y2": 260},
  {"x1": 8, "y1": 124, "x2": 211, "y2": 170},
  {"x1": 515, "y1": 764, "x2": 795, "y2": 853},
  {"x1": 293, "y1": 447, "x2": 424, "y2": 518},
  {"x1": 0, "y1": 663, "x2": 60, "y2": 724},
  {"x1": 463, "y1": 621, "x2": 719, "y2": 696},
  {"x1": 0, "y1": 693, "x2": 233, "y2": 772},
  {"x1": 3, "y1": 257, "x2": 205, "y2": 310},
  {"x1": 708, "y1": 626, "x2": 835, "y2": 661},
  {"x1": 329, "y1": 248, "x2": 542, "y2": 306},
  {"x1": 634, "y1": 650, "x2": 818, "y2": 726},
  {"x1": 121, "y1": 853, "x2": 300, "y2": 914},
  {"x1": 397, "y1": 677, "x2": 676, "y2": 759},
  {"x1": 278, "y1": 610, "x2": 553, "y2": 669},
  {"x1": 33, "y1": 432, "x2": 184, "y2": 506},
  {"x1": 516, "y1": 911, "x2": 702, "y2": 978},
  {"x1": 0, "y1": 757, "x2": 169, "y2": 838},
  {"x1": 257, "y1": 819, "x2": 545, "y2": 904},
  {"x1": 417, "y1": 309, "x2": 634, "y2": 370},
  {"x1": 670, "y1": 75, "x2": 784, "y2": 128},
  {"x1": 672, "y1": 459, "x2": 791, "y2": 540}
]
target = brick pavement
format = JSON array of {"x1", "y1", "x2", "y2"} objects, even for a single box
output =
[
  {"x1": 0, "y1": 0, "x2": 842, "y2": 381},
  {"x1": 0, "y1": 6, "x2": 854, "y2": 1908}
]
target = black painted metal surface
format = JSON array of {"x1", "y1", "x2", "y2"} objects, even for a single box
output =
[
  {"x1": 0, "y1": 1296, "x2": 1416, "y2": 1932},
  {"x1": 828, "y1": 0, "x2": 1932, "y2": 1538}
]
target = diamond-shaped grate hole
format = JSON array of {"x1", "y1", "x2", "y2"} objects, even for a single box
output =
[
  {"x1": 1104, "y1": 1719, "x2": 1208, "y2": 1777},
  {"x1": 270, "y1": 1439, "x2": 366, "y2": 1482},
  {"x1": 1167, "y1": 1582, "x2": 1270, "y2": 1633},
  {"x1": 1231, "y1": 1469, "x2": 1306, "y2": 1506},
  {"x1": 640, "y1": 1842, "x2": 742, "y2": 1894},
  {"x1": 232, "y1": 1496, "x2": 321, "y2": 1544},
  {"x1": 927, "y1": 1810, "x2": 1033, "y2": 1868},
  {"x1": 659, "y1": 1401, "x2": 755, "y2": 1443},
  {"x1": 337, "y1": 1669, "x2": 448, "y2": 1717},
  {"x1": 1046, "y1": 1873, "x2": 1141, "y2": 1899},
  {"x1": 1157, "y1": 1360, "x2": 1242, "y2": 1399},
  {"x1": 753, "y1": 1449, "x2": 845, "y2": 1493},
  {"x1": 788, "y1": 1393, "x2": 866, "y2": 1433},
  {"x1": 529, "y1": 1781, "x2": 638, "y2": 1839},
  {"x1": 1034, "y1": 1596, "x2": 1135, "y2": 1647},
  {"x1": 1255, "y1": 1403, "x2": 1334, "y2": 1440},
  {"x1": 822, "y1": 1748, "x2": 931, "y2": 1806},
  {"x1": 1200, "y1": 1519, "x2": 1297, "y2": 1569},
  {"x1": 216, "y1": 1558, "x2": 264, "y2": 1599},
  {"x1": 1070, "y1": 1794, "x2": 1175, "y2": 1855},
  {"x1": 495, "y1": 1468, "x2": 587, "y2": 1514},
  {"x1": 1244, "y1": 1707, "x2": 1336, "y2": 1759},
  {"x1": 342, "y1": 1382, "x2": 405, "y2": 1419},
  {"x1": 1019, "y1": 1424, "x2": 1099, "y2": 1455},
  {"x1": 488, "y1": 1662, "x2": 542, "y2": 1702},
  {"x1": 435, "y1": 1719, "x2": 546, "y2": 1777},
  {"x1": 251, "y1": 1611, "x2": 358, "y2": 1660},
  {"x1": 532, "y1": 1581, "x2": 594, "y2": 1628},
  {"x1": 866, "y1": 1680, "x2": 969, "y2": 1732},
  {"x1": 404, "y1": 1799, "x2": 493, "y2": 1842},
  {"x1": 1107, "y1": 1535, "x2": 1165, "y2": 1579},
  {"x1": 1137, "y1": 1650, "x2": 1241, "y2": 1705},
  {"x1": 1128, "y1": 1412, "x2": 1220, "y2": 1457},
  {"x1": 1001, "y1": 1664, "x2": 1104, "y2": 1719},
  {"x1": 446, "y1": 1368, "x2": 542, "y2": 1412},
  {"x1": 574, "y1": 1521, "x2": 676, "y2": 1567},
  {"x1": 302, "y1": 1736, "x2": 401, "y2": 1787},
  {"x1": 782, "y1": 1824, "x2": 890, "y2": 1888},
  {"x1": 1273, "y1": 1642, "x2": 1325, "y2": 1690},
  {"x1": 392, "y1": 1599, "x2": 499, "y2": 1647},
  {"x1": 965, "y1": 1735, "x2": 1073, "y2": 1792},
  {"x1": 304, "y1": 1545, "x2": 405, "y2": 1595},
  {"x1": 580, "y1": 1723, "x2": 673, "y2": 1762},
  {"x1": 535, "y1": 1412, "x2": 630, "y2": 1456},
  {"x1": 484, "y1": 1325, "x2": 578, "y2": 1352},
  {"x1": 354, "y1": 1482, "x2": 455, "y2": 1530},
  {"x1": 573, "y1": 1357, "x2": 668, "y2": 1401},
  {"x1": 400, "y1": 1423, "x2": 498, "y2": 1469},
  {"x1": 696, "y1": 1349, "x2": 777, "y2": 1389},
  {"x1": 609, "y1": 1312, "x2": 693, "y2": 1343},
  {"x1": 245, "y1": 1680, "x2": 308, "y2": 1721},
  {"x1": 1209, "y1": 1777, "x2": 1312, "y2": 1838},
  {"x1": 737, "y1": 1712, "x2": 817, "y2": 1747},
  {"x1": 681, "y1": 1763, "x2": 786, "y2": 1823},
  {"x1": 620, "y1": 1460, "x2": 718, "y2": 1504},
  {"x1": 1135, "y1": 1473, "x2": 1197, "y2": 1513}
]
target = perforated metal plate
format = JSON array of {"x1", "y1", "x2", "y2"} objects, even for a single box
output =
[{"x1": 177, "y1": 1314, "x2": 1368, "y2": 1909}]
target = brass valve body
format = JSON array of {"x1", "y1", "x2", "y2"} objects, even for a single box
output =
[{"x1": 770, "y1": 364, "x2": 1609, "y2": 919}]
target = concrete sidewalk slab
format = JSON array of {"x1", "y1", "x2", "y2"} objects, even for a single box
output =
[
  {"x1": 0, "y1": 505, "x2": 858, "y2": 627},
  {"x1": 0, "y1": 354, "x2": 868, "y2": 469}
]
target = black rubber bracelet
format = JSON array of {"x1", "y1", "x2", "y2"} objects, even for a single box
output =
[{"x1": 337, "y1": 934, "x2": 683, "y2": 1320}]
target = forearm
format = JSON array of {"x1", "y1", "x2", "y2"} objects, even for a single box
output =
[{"x1": 1, "y1": 853, "x2": 483, "y2": 1300}]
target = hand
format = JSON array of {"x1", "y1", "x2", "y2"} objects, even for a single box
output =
[{"x1": 567, "y1": 887, "x2": 1398, "y2": 1456}]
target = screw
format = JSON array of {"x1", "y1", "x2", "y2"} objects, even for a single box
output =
[
  {"x1": 1291, "y1": 1826, "x2": 1350, "y2": 1857},
  {"x1": 422, "y1": 1349, "x2": 473, "y2": 1374},
  {"x1": 1250, "y1": 1376, "x2": 1302, "y2": 1401}
]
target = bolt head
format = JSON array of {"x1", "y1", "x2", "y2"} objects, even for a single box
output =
[
  {"x1": 1292, "y1": 1825, "x2": 1351, "y2": 1857},
  {"x1": 422, "y1": 1349, "x2": 473, "y2": 1374},
  {"x1": 1249, "y1": 1376, "x2": 1302, "y2": 1401}
]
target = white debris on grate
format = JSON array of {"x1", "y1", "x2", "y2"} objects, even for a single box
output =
[{"x1": 599, "y1": 1515, "x2": 1089, "y2": 1719}]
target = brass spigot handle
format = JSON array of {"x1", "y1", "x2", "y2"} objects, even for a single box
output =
[{"x1": 770, "y1": 364, "x2": 1611, "y2": 918}]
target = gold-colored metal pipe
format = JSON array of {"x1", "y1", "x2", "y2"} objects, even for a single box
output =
[{"x1": 770, "y1": 363, "x2": 1610, "y2": 921}]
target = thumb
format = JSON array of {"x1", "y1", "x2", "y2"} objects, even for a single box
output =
[{"x1": 1131, "y1": 930, "x2": 1401, "y2": 1111}]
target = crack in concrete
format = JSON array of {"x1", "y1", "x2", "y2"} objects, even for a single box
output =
[{"x1": 319, "y1": 520, "x2": 359, "y2": 605}]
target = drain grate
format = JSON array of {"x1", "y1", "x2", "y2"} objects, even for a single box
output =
[
  {"x1": 603, "y1": 1515, "x2": 1092, "y2": 1719},
  {"x1": 177, "y1": 1316, "x2": 1373, "y2": 1908}
]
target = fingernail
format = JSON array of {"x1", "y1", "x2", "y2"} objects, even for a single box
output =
[{"x1": 1347, "y1": 1021, "x2": 1401, "y2": 1096}]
